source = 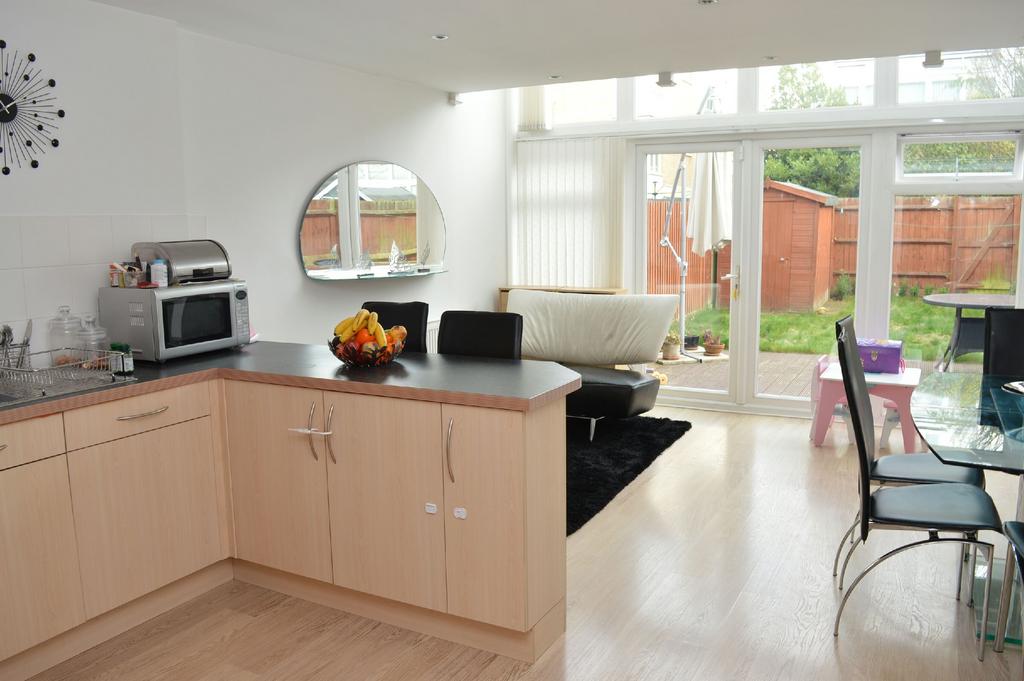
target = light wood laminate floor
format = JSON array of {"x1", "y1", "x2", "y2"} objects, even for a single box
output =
[{"x1": 33, "y1": 408, "x2": 1022, "y2": 681}]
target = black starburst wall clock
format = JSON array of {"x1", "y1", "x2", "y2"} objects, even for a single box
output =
[{"x1": 0, "y1": 39, "x2": 64, "y2": 176}]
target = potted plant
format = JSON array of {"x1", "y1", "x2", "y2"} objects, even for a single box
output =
[
  {"x1": 661, "y1": 330, "x2": 681, "y2": 360},
  {"x1": 702, "y1": 329, "x2": 725, "y2": 357},
  {"x1": 683, "y1": 333, "x2": 700, "y2": 351}
]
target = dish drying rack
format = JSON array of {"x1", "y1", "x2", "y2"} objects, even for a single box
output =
[{"x1": 0, "y1": 346, "x2": 136, "y2": 406}]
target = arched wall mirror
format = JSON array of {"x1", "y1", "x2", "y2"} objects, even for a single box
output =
[{"x1": 299, "y1": 161, "x2": 447, "y2": 280}]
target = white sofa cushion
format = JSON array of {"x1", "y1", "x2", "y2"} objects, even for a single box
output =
[{"x1": 506, "y1": 289, "x2": 676, "y2": 365}]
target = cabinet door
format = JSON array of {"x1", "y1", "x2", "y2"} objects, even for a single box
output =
[
  {"x1": 68, "y1": 417, "x2": 223, "y2": 618},
  {"x1": 0, "y1": 455, "x2": 85, "y2": 660},
  {"x1": 325, "y1": 393, "x2": 446, "y2": 610},
  {"x1": 225, "y1": 381, "x2": 332, "y2": 582},
  {"x1": 441, "y1": 404, "x2": 527, "y2": 630}
]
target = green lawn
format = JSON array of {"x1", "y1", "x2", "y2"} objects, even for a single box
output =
[{"x1": 673, "y1": 295, "x2": 969, "y2": 362}]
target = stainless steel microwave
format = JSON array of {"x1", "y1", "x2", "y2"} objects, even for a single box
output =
[{"x1": 99, "y1": 280, "x2": 250, "y2": 362}]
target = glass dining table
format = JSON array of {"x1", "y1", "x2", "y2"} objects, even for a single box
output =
[{"x1": 911, "y1": 371, "x2": 1024, "y2": 651}]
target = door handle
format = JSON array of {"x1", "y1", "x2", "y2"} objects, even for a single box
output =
[
  {"x1": 0, "y1": 443, "x2": 6, "y2": 453},
  {"x1": 304, "y1": 401, "x2": 318, "y2": 461},
  {"x1": 721, "y1": 273, "x2": 738, "y2": 281},
  {"x1": 445, "y1": 417, "x2": 455, "y2": 483},
  {"x1": 115, "y1": 405, "x2": 169, "y2": 421},
  {"x1": 325, "y1": 403, "x2": 337, "y2": 464}
]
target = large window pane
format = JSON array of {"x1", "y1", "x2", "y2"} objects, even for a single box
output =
[
  {"x1": 757, "y1": 146, "x2": 861, "y2": 397},
  {"x1": 901, "y1": 137, "x2": 1018, "y2": 177},
  {"x1": 898, "y1": 47, "x2": 1024, "y2": 104},
  {"x1": 890, "y1": 194, "x2": 1021, "y2": 373},
  {"x1": 547, "y1": 79, "x2": 617, "y2": 126},
  {"x1": 759, "y1": 59, "x2": 874, "y2": 111},
  {"x1": 635, "y1": 69, "x2": 738, "y2": 118}
]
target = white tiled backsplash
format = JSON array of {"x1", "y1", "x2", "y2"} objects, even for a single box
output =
[{"x1": 0, "y1": 214, "x2": 207, "y2": 357}]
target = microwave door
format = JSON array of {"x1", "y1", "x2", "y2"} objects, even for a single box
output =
[{"x1": 159, "y1": 292, "x2": 235, "y2": 358}]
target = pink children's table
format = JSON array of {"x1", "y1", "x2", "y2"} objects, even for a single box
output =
[{"x1": 811, "y1": 362, "x2": 921, "y2": 451}]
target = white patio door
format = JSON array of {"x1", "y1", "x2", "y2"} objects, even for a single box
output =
[
  {"x1": 637, "y1": 136, "x2": 871, "y2": 414},
  {"x1": 635, "y1": 142, "x2": 745, "y2": 406},
  {"x1": 743, "y1": 136, "x2": 871, "y2": 414}
]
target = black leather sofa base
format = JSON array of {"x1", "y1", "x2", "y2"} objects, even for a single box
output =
[{"x1": 562, "y1": 364, "x2": 660, "y2": 438}]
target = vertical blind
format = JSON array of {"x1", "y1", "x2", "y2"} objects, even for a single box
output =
[{"x1": 512, "y1": 137, "x2": 625, "y2": 287}]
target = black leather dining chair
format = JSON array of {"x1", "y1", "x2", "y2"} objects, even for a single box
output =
[
  {"x1": 437, "y1": 311, "x2": 523, "y2": 360},
  {"x1": 361, "y1": 301, "x2": 429, "y2": 353},
  {"x1": 832, "y1": 316, "x2": 1001, "y2": 660},
  {"x1": 830, "y1": 323, "x2": 986, "y2": 585},
  {"x1": 984, "y1": 308, "x2": 1024, "y2": 376},
  {"x1": 1002, "y1": 520, "x2": 1024, "y2": 675}
]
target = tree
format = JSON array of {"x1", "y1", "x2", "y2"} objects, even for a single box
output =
[
  {"x1": 962, "y1": 47, "x2": 1024, "y2": 100},
  {"x1": 764, "y1": 147, "x2": 861, "y2": 198},
  {"x1": 762, "y1": 66, "x2": 859, "y2": 197},
  {"x1": 768, "y1": 64, "x2": 849, "y2": 110}
]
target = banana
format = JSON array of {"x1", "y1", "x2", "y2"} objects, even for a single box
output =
[
  {"x1": 367, "y1": 311, "x2": 379, "y2": 336},
  {"x1": 351, "y1": 308, "x2": 369, "y2": 332},
  {"x1": 333, "y1": 315, "x2": 355, "y2": 337},
  {"x1": 373, "y1": 324, "x2": 387, "y2": 347},
  {"x1": 338, "y1": 325, "x2": 357, "y2": 343}
]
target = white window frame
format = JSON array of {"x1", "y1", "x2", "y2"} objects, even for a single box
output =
[{"x1": 895, "y1": 132, "x2": 1024, "y2": 184}]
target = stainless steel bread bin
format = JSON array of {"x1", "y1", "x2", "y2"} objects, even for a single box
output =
[{"x1": 131, "y1": 240, "x2": 231, "y2": 285}]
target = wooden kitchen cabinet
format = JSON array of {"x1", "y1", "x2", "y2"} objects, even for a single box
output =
[
  {"x1": 441, "y1": 401, "x2": 566, "y2": 632},
  {"x1": 225, "y1": 381, "x2": 333, "y2": 582},
  {"x1": 441, "y1": 404, "x2": 528, "y2": 630},
  {"x1": 324, "y1": 393, "x2": 446, "y2": 611},
  {"x1": 0, "y1": 455, "x2": 86, "y2": 660},
  {"x1": 68, "y1": 417, "x2": 223, "y2": 618},
  {"x1": 0, "y1": 414, "x2": 66, "y2": 471}
]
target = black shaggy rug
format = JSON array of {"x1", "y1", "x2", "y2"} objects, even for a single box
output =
[{"x1": 566, "y1": 416, "x2": 692, "y2": 535}]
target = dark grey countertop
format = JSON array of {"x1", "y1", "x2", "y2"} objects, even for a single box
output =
[{"x1": 0, "y1": 342, "x2": 582, "y2": 424}]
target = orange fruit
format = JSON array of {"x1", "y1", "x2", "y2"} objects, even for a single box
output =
[{"x1": 354, "y1": 328, "x2": 374, "y2": 347}]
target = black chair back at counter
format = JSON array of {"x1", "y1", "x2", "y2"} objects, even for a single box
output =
[
  {"x1": 437, "y1": 311, "x2": 523, "y2": 360},
  {"x1": 362, "y1": 301, "x2": 429, "y2": 353}
]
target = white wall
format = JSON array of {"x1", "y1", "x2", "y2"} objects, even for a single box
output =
[
  {"x1": 178, "y1": 32, "x2": 509, "y2": 343},
  {"x1": 0, "y1": 0, "x2": 201, "y2": 354},
  {"x1": 0, "y1": 0, "x2": 508, "y2": 354}
]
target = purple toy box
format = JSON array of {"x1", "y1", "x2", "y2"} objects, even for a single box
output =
[{"x1": 857, "y1": 338, "x2": 904, "y2": 374}]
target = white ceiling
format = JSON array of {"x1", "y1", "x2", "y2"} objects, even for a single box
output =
[{"x1": 95, "y1": 0, "x2": 1024, "y2": 92}]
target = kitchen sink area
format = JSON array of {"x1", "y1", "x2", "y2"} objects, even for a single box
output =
[{"x1": 0, "y1": 348, "x2": 136, "y2": 409}]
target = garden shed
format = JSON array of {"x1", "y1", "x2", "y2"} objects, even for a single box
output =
[{"x1": 761, "y1": 180, "x2": 838, "y2": 311}]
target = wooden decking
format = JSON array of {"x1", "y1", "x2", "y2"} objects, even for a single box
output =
[{"x1": 658, "y1": 351, "x2": 975, "y2": 398}]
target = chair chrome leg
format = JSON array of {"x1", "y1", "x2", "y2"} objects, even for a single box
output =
[
  {"x1": 834, "y1": 537, "x2": 993, "y2": 638},
  {"x1": 967, "y1": 544, "x2": 978, "y2": 608},
  {"x1": 956, "y1": 539, "x2": 967, "y2": 601},
  {"x1": 833, "y1": 517, "x2": 859, "y2": 577},
  {"x1": 978, "y1": 544, "x2": 994, "y2": 661},
  {"x1": 838, "y1": 538, "x2": 862, "y2": 590}
]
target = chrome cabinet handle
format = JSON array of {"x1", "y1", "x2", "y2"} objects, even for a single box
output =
[
  {"x1": 325, "y1": 403, "x2": 337, "y2": 464},
  {"x1": 306, "y1": 401, "x2": 318, "y2": 461},
  {"x1": 116, "y1": 405, "x2": 169, "y2": 421},
  {"x1": 287, "y1": 428, "x2": 333, "y2": 436},
  {"x1": 445, "y1": 417, "x2": 455, "y2": 483}
]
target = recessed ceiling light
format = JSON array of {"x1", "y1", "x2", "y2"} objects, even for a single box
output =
[
  {"x1": 930, "y1": 118, "x2": 946, "y2": 123},
  {"x1": 548, "y1": 75, "x2": 562, "y2": 80},
  {"x1": 697, "y1": 0, "x2": 719, "y2": 4},
  {"x1": 432, "y1": 34, "x2": 448, "y2": 41},
  {"x1": 763, "y1": 55, "x2": 776, "y2": 61}
]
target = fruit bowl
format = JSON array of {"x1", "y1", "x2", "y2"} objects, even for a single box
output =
[
  {"x1": 329, "y1": 310, "x2": 408, "y2": 368},
  {"x1": 329, "y1": 335, "x2": 403, "y2": 368}
]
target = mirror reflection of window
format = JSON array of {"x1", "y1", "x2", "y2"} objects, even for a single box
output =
[{"x1": 299, "y1": 162, "x2": 446, "y2": 280}]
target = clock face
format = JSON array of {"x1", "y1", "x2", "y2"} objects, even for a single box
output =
[{"x1": 0, "y1": 39, "x2": 64, "y2": 176}]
